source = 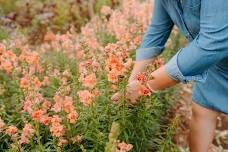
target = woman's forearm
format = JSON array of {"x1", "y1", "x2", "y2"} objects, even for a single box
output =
[
  {"x1": 146, "y1": 65, "x2": 178, "y2": 91},
  {"x1": 128, "y1": 58, "x2": 155, "y2": 83},
  {"x1": 128, "y1": 58, "x2": 178, "y2": 92}
]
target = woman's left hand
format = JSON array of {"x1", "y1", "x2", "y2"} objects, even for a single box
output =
[{"x1": 111, "y1": 80, "x2": 142, "y2": 105}]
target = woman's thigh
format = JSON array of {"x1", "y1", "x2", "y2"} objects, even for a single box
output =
[{"x1": 192, "y1": 64, "x2": 228, "y2": 115}]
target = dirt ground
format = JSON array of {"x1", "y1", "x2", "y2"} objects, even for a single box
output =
[{"x1": 172, "y1": 83, "x2": 228, "y2": 152}]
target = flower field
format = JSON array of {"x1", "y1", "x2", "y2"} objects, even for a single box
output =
[{"x1": 0, "y1": 0, "x2": 183, "y2": 151}]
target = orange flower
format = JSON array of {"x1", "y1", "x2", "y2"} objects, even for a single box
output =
[
  {"x1": 1, "y1": 60, "x2": 13, "y2": 73},
  {"x1": 20, "y1": 76, "x2": 30, "y2": 89},
  {"x1": 67, "y1": 111, "x2": 78, "y2": 124},
  {"x1": 138, "y1": 85, "x2": 151, "y2": 96},
  {"x1": 111, "y1": 84, "x2": 118, "y2": 91},
  {"x1": 134, "y1": 35, "x2": 142, "y2": 45},
  {"x1": 92, "y1": 88, "x2": 101, "y2": 97},
  {"x1": 114, "y1": 63, "x2": 125, "y2": 75},
  {"x1": 135, "y1": 72, "x2": 147, "y2": 83},
  {"x1": 26, "y1": 51, "x2": 39, "y2": 66},
  {"x1": 107, "y1": 71, "x2": 118, "y2": 83},
  {"x1": 44, "y1": 32, "x2": 56, "y2": 41},
  {"x1": 34, "y1": 77, "x2": 42, "y2": 89},
  {"x1": 5, "y1": 125, "x2": 17, "y2": 136},
  {"x1": 32, "y1": 109, "x2": 44, "y2": 121},
  {"x1": 106, "y1": 56, "x2": 119, "y2": 69},
  {"x1": 63, "y1": 96, "x2": 74, "y2": 113},
  {"x1": 40, "y1": 116, "x2": 50, "y2": 126}
]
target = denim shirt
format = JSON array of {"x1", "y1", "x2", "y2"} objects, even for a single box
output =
[{"x1": 136, "y1": 0, "x2": 228, "y2": 83}]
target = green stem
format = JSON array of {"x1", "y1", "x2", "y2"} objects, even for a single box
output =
[{"x1": 35, "y1": 122, "x2": 44, "y2": 152}]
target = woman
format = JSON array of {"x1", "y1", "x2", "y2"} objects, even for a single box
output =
[{"x1": 111, "y1": 0, "x2": 228, "y2": 151}]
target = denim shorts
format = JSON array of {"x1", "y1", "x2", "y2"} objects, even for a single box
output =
[{"x1": 192, "y1": 64, "x2": 228, "y2": 115}]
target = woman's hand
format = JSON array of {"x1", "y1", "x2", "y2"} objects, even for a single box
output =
[
  {"x1": 111, "y1": 80, "x2": 142, "y2": 105},
  {"x1": 126, "y1": 80, "x2": 142, "y2": 104},
  {"x1": 111, "y1": 58, "x2": 154, "y2": 105}
]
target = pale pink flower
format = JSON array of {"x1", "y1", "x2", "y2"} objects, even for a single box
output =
[
  {"x1": 117, "y1": 142, "x2": 133, "y2": 152},
  {"x1": 57, "y1": 138, "x2": 68, "y2": 147},
  {"x1": 42, "y1": 99, "x2": 52, "y2": 111},
  {"x1": 52, "y1": 95, "x2": 62, "y2": 112},
  {"x1": 50, "y1": 123, "x2": 65, "y2": 138},
  {"x1": 101, "y1": 5, "x2": 112, "y2": 16},
  {"x1": 81, "y1": 73, "x2": 97, "y2": 89},
  {"x1": 42, "y1": 76, "x2": 50, "y2": 86},
  {"x1": 71, "y1": 135, "x2": 82, "y2": 143},
  {"x1": 19, "y1": 124, "x2": 35, "y2": 144},
  {"x1": 76, "y1": 50, "x2": 84, "y2": 60},
  {"x1": 77, "y1": 90, "x2": 94, "y2": 107},
  {"x1": 51, "y1": 115, "x2": 62, "y2": 124}
]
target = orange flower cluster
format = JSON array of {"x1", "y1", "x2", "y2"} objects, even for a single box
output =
[
  {"x1": 5, "y1": 126, "x2": 18, "y2": 136},
  {"x1": 135, "y1": 72, "x2": 152, "y2": 97},
  {"x1": 50, "y1": 115, "x2": 65, "y2": 137}
]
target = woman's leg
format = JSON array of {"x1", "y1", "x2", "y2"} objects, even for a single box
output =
[{"x1": 189, "y1": 102, "x2": 220, "y2": 152}]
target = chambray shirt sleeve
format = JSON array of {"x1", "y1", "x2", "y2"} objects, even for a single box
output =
[
  {"x1": 165, "y1": 0, "x2": 228, "y2": 83},
  {"x1": 135, "y1": 0, "x2": 174, "y2": 61}
]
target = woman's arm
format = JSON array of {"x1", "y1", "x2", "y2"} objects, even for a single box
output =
[
  {"x1": 146, "y1": 65, "x2": 178, "y2": 91},
  {"x1": 112, "y1": 0, "x2": 174, "y2": 103},
  {"x1": 147, "y1": 0, "x2": 228, "y2": 91},
  {"x1": 128, "y1": 0, "x2": 174, "y2": 83},
  {"x1": 128, "y1": 58, "x2": 154, "y2": 83}
]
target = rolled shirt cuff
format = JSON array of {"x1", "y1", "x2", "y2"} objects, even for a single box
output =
[
  {"x1": 164, "y1": 49, "x2": 208, "y2": 84},
  {"x1": 135, "y1": 46, "x2": 164, "y2": 61}
]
